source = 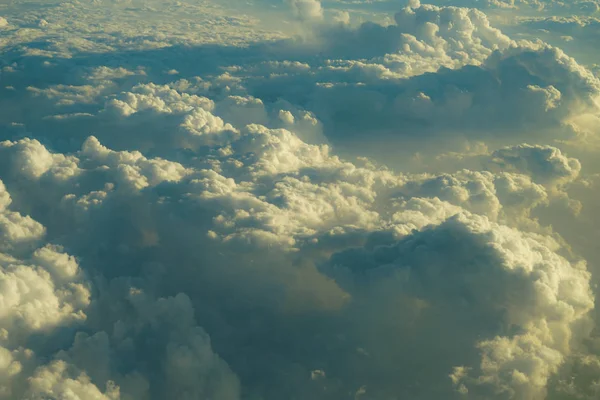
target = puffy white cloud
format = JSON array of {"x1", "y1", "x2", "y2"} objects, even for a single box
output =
[
  {"x1": 398, "y1": 169, "x2": 550, "y2": 225},
  {"x1": 80, "y1": 136, "x2": 189, "y2": 191},
  {"x1": 0, "y1": 182, "x2": 98, "y2": 399},
  {"x1": 1, "y1": 0, "x2": 600, "y2": 399},
  {"x1": 312, "y1": 2, "x2": 513, "y2": 75},
  {"x1": 0, "y1": 138, "x2": 79, "y2": 181},
  {"x1": 0, "y1": 180, "x2": 46, "y2": 254},
  {"x1": 287, "y1": 0, "x2": 324, "y2": 22},
  {"x1": 0, "y1": 221, "x2": 89, "y2": 346},
  {"x1": 104, "y1": 83, "x2": 215, "y2": 117},
  {"x1": 27, "y1": 360, "x2": 120, "y2": 400},
  {"x1": 87, "y1": 66, "x2": 144, "y2": 82}
]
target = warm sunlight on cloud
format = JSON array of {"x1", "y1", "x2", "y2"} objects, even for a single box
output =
[{"x1": 2, "y1": 0, "x2": 600, "y2": 399}]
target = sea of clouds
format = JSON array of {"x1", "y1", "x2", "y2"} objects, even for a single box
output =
[{"x1": 2, "y1": 0, "x2": 600, "y2": 399}]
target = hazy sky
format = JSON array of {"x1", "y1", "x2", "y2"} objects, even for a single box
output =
[{"x1": 2, "y1": 1, "x2": 600, "y2": 399}]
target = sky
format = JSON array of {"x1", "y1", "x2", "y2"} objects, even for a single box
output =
[{"x1": 2, "y1": 0, "x2": 600, "y2": 399}]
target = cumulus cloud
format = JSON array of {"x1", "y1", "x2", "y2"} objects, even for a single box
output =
[
  {"x1": 490, "y1": 144, "x2": 581, "y2": 187},
  {"x1": 287, "y1": 0, "x2": 324, "y2": 22},
  {"x1": 312, "y1": 2, "x2": 513, "y2": 71},
  {"x1": 0, "y1": 181, "x2": 95, "y2": 399},
  {"x1": 0, "y1": 115, "x2": 590, "y2": 399},
  {"x1": 27, "y1": 361, "x2": 119, "y2": 400},
  {"x1": 2, "y1": 0, "x2": 600, "y2": 399},
  {"x1": 324, "y1": 211, "x2": 593, "y2": 398}
]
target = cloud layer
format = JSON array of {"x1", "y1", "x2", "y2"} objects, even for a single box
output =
[{"x1": 2, "y1": 0, "x2": 600, "y2": 399}]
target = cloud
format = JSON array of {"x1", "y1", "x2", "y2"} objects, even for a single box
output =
[
  {"x1": 0, "y1": 116, "x2": 591, "y2": 398},
  {"x1": 323, "y1": 211, "x2": 593, "y2": 398},
  {"x1": 422, "y1": 0, "x2": 600, "y2": 12},
  {"x1": 26, "y1": 361, "x2": 120, "y2": 400},
  {"x1": 2, "y1": 0, "x2": 600, "y2": 399},
  {"x1": 0, "y1": 0, "x2": 285, "y2": 58},
  {"x1": 0, "y1": 180, "x2": 46, "y2": 255},
  {"x1": 287, "y1": 0, "x2": 324, "y2": 21},
  {"x1": 9, "y1": 1, "x2": 600, "y2": 162},
  {"x1": 0, "y1": 180, "x2": 96, "y2": 399},
  {"x1": 0, "y1": 138, "x2": 79, "y2": 181},
  {"x1": 490, "y1": 144, "x2": 581, "y2": 187},
  {"x1": 311, "y1": 2, "x2": 513, "y2": 70},
  {"x1": 67, "y1": 289, "x2": 241, "y2": 400}
]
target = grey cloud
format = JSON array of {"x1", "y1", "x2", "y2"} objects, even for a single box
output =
[
  {"x1": 323, "y1": 211, "x2": 593, "y2": 399},
  {"x1": 490, "y1": 144, "x2": 581, "y2": 187}
]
